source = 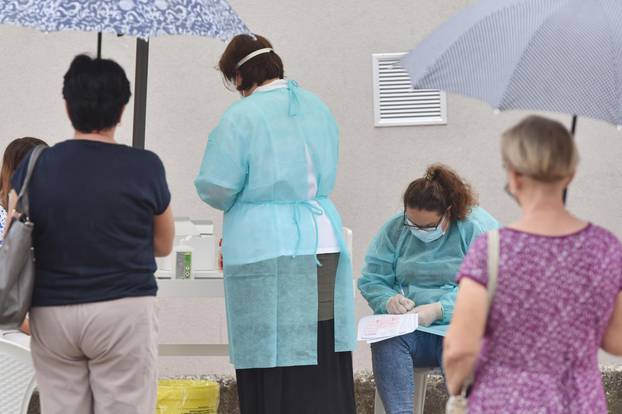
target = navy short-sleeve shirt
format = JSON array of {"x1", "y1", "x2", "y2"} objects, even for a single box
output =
[{"x1": 12, "y1": 140, "x2": 171, "y2": 306}]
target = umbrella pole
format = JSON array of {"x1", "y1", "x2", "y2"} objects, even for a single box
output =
[
  {"x1": 132, "y1": 38, "x2": 149, "y2": 149},
  {"x1": 97, "y1": 32, "x2": 102, "y2": 59},
  {"x1": 563, "y1": 115, "x2": 578, "y2": 204}
]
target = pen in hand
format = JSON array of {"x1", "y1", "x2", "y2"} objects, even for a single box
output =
[{"x1": 399, "y1": 284, "x2": 415, "y2": 312}]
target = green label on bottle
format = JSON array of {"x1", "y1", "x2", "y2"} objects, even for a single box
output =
[{"x1": 175, "y1": 251, "x2": 192, "y2": 279}]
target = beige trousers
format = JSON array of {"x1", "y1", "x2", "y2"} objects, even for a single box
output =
[{"x1": 30, "y1": 296, "x2": 159, "y2": 414}]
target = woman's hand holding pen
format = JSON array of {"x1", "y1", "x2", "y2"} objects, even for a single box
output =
[{"x1": 386, "y1": 294, "x2": 415, "y2": 314}]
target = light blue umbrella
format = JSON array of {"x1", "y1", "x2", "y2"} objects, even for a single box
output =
[
  {"x1": 401, "y1": 0, "x2": 622, "y2": 134},
  {"x1": 0, "y1": 0, "x2": 250, "y2": 148}
]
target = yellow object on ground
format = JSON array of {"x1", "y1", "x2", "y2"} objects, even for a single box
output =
[{"x1": 157, "y1": 379, "x2": 220, "y2": 414}]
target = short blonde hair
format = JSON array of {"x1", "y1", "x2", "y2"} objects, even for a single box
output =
[{"x1": 501, "y1": 115, "x2": 579, "y2": 182}]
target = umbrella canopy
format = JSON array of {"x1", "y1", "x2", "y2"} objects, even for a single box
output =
[
  {"x1": 401, "y1": 0, "x2": 622, "y2": 127},
  {"x1": 0, "y1": 0, "x2": 248, "y2": 40},
  {"x1": 0, "y1": 0, "x2": 250, "y2": 148}
]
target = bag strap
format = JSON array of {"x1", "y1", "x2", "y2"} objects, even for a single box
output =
[
  {"x1": 486, "y1": 229, "x2": 500, "y2": 307},
  {"x1": 457, "y1": 229, "x2": 500, "y2": 397},
  {"x1": 15, "y1": 145, "x2": 46, "y2": 219}
]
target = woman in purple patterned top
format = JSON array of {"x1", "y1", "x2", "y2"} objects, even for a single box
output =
[{"x1": 444, "y1": 115, "x2": 622, "y2": 413}]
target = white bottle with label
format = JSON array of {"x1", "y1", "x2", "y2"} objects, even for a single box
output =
[
  {"x1": 188, "y1": 220, "x2": 217, "y2": 272},
  {"x1": 174, "y1": 236, "x2": 194, "y2": 280},
  {"x1": 156, "y1": 217, "x2": 199, "y2": 277}
]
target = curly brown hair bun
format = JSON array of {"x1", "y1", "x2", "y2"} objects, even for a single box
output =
[{"x1": 403, "y1": 164, "x2": 477, "y2": 222}]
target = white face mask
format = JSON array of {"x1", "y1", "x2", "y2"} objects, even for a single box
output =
[{"x1": 407, "y1": 216, "x2": 447, "y2": 243}]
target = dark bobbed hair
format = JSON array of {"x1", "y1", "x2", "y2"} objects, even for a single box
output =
[{"x1": 62, "y1": 54, "x2": 131, "y2": 133}]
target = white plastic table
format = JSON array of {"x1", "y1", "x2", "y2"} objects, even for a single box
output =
[{"x1": 157, "y1": 274, "x2": 228, "y2": 357}]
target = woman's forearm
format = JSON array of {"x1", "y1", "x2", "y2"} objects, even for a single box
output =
[
  {"x1": 444, "y1": 347, "x2": 479, "y2": 395},
  {"x1": 154, "y1": 206, "x2": 174, "y2": 257},
  {"x1": 443, "y1": 278, "x2": 489, "y2": 394}
]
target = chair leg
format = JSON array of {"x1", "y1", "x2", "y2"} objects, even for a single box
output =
[
  {"x1": 413, "y1": 370, "x2": 429, "y2": 414},
  {"x1": 20, "y1": 378, "x2": 36, "y2": 414},
  {"x1": 374, "y1": 388, "x2": 387, "y2": 414}
]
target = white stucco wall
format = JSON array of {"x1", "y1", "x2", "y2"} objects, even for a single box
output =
[{"x1": 0, "y1": 0, "x2": 620, "y2": 376}]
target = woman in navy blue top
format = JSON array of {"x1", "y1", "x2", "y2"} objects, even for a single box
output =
[{"x1": 9, "y1": 55, "x2": 174, "y2": 414}]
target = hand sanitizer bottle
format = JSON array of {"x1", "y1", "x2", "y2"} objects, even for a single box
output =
[{"x1": 174, "y1": 236, "x2": 193, "y2": 280}]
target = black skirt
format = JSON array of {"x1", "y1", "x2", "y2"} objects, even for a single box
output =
[{"x1": 235, "y1": 319, "x2": 356, "y2": 414}]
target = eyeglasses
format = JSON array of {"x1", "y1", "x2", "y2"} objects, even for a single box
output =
[{"x1": 403, "y1": 212, "x2": 445, "y2": 232}]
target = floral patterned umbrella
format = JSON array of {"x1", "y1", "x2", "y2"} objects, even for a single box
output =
[
  {"x1": 0, "y1": 0, "x2": 248, "y2": 40},
  {"x1": 0, "y1": 0, "x2": 250, "y2": 147}
]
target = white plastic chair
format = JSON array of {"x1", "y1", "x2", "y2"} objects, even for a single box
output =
[
  {"x1": 374, "y1": 368, "x2": 430, "y2": 414},
  {"x1": 342, "y1": 227, "x2": 356, "y2": 297},
  {"x1": 0, "y1": 337, "x2": 36, "y2": 414},
  {"x1": 343, "y1": 227, "x2": 353, "y2": 256}
]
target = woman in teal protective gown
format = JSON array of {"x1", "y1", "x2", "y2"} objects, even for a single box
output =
[
  {"x1": 359, "y1": 164, "x2": 499, "y2": 414},
  {"x1": 195, "y1": 34, "x2": 356, "y2": 414}
]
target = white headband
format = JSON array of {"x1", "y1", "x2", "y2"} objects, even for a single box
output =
[{"x1": 235, "y1": 48, "x2": 273, "y2": 69}]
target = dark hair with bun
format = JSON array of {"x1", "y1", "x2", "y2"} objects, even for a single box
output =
[{"x1": 403, "y1": 164, "x2": 477, "y2": 222}]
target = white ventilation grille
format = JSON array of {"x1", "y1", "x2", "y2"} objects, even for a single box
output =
[{"x1": 372, "y1": 53, "x2": 447, "y2": 127}]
